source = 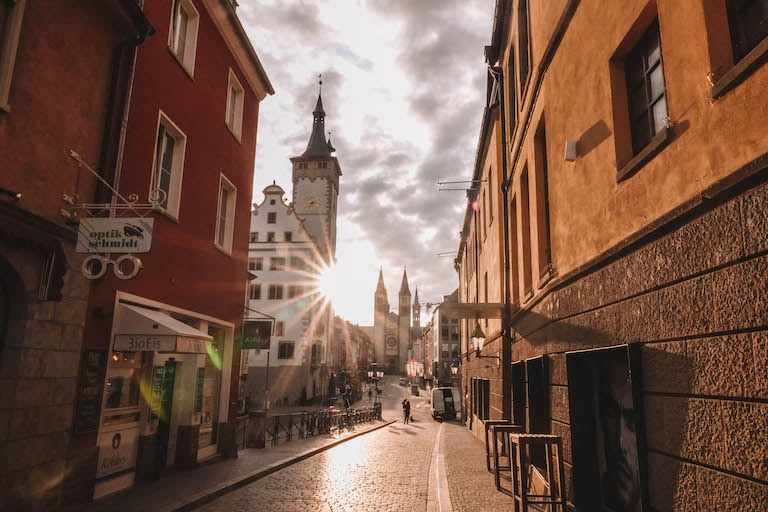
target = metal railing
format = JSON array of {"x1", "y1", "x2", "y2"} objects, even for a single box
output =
[{"x1": 265, "y1": 404, "x2": 381, "y2": 446}]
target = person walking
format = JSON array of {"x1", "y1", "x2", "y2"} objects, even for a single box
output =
[
  {"x1": 402, "y1": 399, "x2": 411, "y2": 424},
  {"x1": 368, "y1": 388, "x2": 373, "y2": 402}
]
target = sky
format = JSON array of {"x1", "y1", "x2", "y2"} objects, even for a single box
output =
[{"x1": 239, "y1": 0, "x2": 495, "y2": 325}]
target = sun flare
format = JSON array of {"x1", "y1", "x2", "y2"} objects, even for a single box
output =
[{"x1": 316, "y1": 264, "x2": 345, "y2": 308}]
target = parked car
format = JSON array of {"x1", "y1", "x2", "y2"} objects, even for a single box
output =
[
  {"x1": 430, "y1": 387, "x2": 456, "y2": 421},
  {"x1": 399, "y1": 377, "x2": 407, "y2": 386},
  {"x1": 410, "y1": 383, "x2": 420, "y2": 396}
]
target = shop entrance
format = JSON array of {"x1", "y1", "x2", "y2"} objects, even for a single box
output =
[{"x1": 153, "y1": 359, "x2": 177, "y2": 470}]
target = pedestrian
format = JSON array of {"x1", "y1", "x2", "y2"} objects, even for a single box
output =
[
  {"x1": 368, "y1": 388, "x2": 373, "y2": 402},
  {"x1": 402, "y1": 399, "x2": 411, "y2": 424}
]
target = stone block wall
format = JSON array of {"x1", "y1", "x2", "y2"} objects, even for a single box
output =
[
  {"x1": 506, "y1": 175, "x2": 768, "y2": 510},
  {"x1": 0, "y1": 239, "x2": 89, "y2": 511}
]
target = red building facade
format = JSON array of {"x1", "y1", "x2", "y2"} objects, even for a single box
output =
[{"x1": 68, "y1": 0, "x2": 272, "y2": 502}]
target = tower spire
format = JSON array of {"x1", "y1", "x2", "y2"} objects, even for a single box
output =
[
  {"x1": 376, "y1": 267, "x2": 386, "y2": 293},
  {"x1": 413, "y1": 287, "x2": 420, "y2": 305},
  {"x1": 302, "y1": 75, "x2": 331, "y2": 158},
  {"x1": 400, "y1": 267, "x2": 410, "y2": 295}
]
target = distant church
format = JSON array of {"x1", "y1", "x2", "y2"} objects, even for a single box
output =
[{"x1": 368, "y1": 268, "x2": 422, "y2": 373}]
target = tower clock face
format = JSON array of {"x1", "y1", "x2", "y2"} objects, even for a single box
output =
[
  {"x1": 303, "y1": 194, "x2": 320, "y2": 210},
  {"x1": 387, "y1": 338, "x2": 397, "y2": 347}
]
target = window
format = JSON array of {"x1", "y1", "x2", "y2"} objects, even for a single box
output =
[
  {"x1": 226, "y1": 69, "x2": 245, "y2": 140},
  {"x1": 518, "y1": 0, "x2": 531, "y2": 93},
  {"x1": 534, "y1": 120, "x2": 552, "y2": 280},
  {"x1": 288, "y1": 285, "x2": 304, "y2": 298},
  {"x1": 441, "y1": 350, "x2": 449, "y2": 359},
  {"x1": 278, "y1": 342, "x2": 295, "y2": 359},
  {"x1": 519, "y1": 169, "x2": 533, "y2": 297},
  {"x1": 284, "y1": 232, "x2": 292, "y2": 242},
  {"x1": 266, "y1": 232, "x2": 275, "y2": 242},
  {"x1": 0, "y1": 0, "x2": 26, "y2": 110},
  {"x1": 510, "y1": 196, "x2": 520, "y2": 303},
  {"x1": 215, "y1": 174, "x2": 237, "y2": 253},
  {"x1": 169, "y1": 0, "x2": 199, "y2": 76},
  {"x1": 268, "y1": 285, "x2": 283, "y2": 300},
  {"x1": 510, "y1": 361, "x2": 526, "y2": 426},
  {"x1": 151, "y1": 112, "x2": 187, "y2": 218},
  {"x1": 482, "y1": 190, "x2": 488, "y2": 240},
  {"x1": 270, "y1": 257, "x2": 285, "y2": 271},
  {"x1": 506, "y1": 49, "x2": 517, "y2": 137},
  {"x1": 626, "y1": 21, "x2": 667, "y2": 155},
  {"x1": 526, "y1": 356, "x2": 549, "y2": 467},
  {"x1": 267, "y1": 212, "x2": 276, "y2": 224},
  {"x1": 249, "y1": 232, "x2": 259, "y2": 243},
  {"x1": 275, "y1": 321, "x2": 284, "y2": 337},
  {"x1": 488, "y1": 168, "x2": 494, "y2": 223},
  {"x1": 248, "y1": 259, "x2": 257, "y2": 271},
  {"x1": 248, "y1": 283, "x2": 261, "y2": 300},
  {"x1": 290, "y1": 256, "x2": 305, "y2": 270},
  {"x1": 254, "y1": 257, "x2": 263, "y2": 271},
  {"x1": 441, "y1": 326, "x2": 449, "y2": 339},
  {"x1": 727, "y1": 0, "x2": 768, "y2": 61}
]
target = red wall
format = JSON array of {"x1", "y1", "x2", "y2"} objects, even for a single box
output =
[{"x1": 83, "y1": 0, "x2": 261, "y2": 419}]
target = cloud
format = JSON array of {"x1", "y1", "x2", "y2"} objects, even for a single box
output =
[{"x1": 240, "y1": 0, "x2": 495, "y2": 323}]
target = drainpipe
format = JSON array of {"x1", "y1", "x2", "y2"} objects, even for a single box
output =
[{"x1": 492, "y1": 64, "x2": 513, "y2": 421}]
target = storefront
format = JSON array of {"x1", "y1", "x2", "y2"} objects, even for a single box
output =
[{"x1": 92, "y1": 293, "x2": 234, "y2": 499}]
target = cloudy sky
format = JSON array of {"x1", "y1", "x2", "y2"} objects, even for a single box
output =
[{"x1": 239, "y1": 0, "x2": 495, "y2": 325}]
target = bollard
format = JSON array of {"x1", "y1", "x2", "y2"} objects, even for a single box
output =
[{"x1": 247, "y1": 410, "x2": 267, "y2": 449}]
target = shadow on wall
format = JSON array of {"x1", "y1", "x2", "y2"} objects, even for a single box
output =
[{"x1": 577, "y1": 120, "x2": 612, "y2": 158}]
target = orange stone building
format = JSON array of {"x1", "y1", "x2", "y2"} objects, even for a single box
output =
[{"x1": 457, "y1": 1, "x2": 768, "y2": 509}]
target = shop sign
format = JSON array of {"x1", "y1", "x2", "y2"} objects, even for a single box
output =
[
  {"x1": 96, "y1": 427, "x2": 137, "y2": 478},
  {"x1": 74, "y1": 349, "x2": 107, "y2": 433},
  {"x1": 114, "y1": 335, "x2": 210, "y2": 353},
  {"x1": 241, "y1": 320, "x2": 272, "y2": 350},
  {"x1": 76, "y1": 217, "x2": 154, "y2": 254}
]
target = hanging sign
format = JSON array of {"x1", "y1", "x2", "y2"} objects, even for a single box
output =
[
  {"x1": 76, "y1": 217, "x2": 154, "y2": 254},
  {"x1": 240, "y1": 320, "x2": 272, "y2": 350}
]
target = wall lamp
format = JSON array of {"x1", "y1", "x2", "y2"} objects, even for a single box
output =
[{"x1": 470, "y1": 322, "x2": 500, "y2": 362}]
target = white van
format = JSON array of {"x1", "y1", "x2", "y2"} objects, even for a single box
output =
[{"x1": 430, "y1": 387, "x2": 456, "y2": 420}]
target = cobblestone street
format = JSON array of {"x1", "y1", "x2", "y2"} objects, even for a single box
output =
[{"x1": 197, "y1": 378, "x2": 440, "y2": 512}]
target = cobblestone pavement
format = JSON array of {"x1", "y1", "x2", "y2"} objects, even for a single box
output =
[
  {"x1": 441, "y1": 420, "x2": 517, "y2": 512},
  {"x1": 197, "y1": 379, "x2": 439, "y2": 512}
]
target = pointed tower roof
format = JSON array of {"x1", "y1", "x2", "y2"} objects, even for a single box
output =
[
  {"x1": 301, "y1": 78, "x2": 331, "y2": 158},
  {"x1": 376, "y1": 268, "x2": 386, "y2": 293},
  {"x1": 413, "y1": 287, "x2": 420, "y2": 305},
  {"x1": 400, "y1": 267, "x2": 410, "y2": 295}
]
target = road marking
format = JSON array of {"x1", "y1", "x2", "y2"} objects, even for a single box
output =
[{"x1": 427, "y1": 423, "x2": 453, "y2": 512}]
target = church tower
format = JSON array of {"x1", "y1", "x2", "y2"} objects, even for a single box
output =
[
  {"x1": 291, "y1": 79, "x2": 342, "y2": 264},
  {"x1": 373, "y1": 268, "x2": 388, "y2": 365},
  {"x1": 398, "y1": 268, "x2": 411, "y2": 369},
  {"x1": 412, "y1": 287, "x2": 421, "y2": 329}
]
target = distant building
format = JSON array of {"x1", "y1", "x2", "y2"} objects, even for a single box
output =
[
  {"x1": 244, "y1": 183, "x2": 329, "y2": 406},
  {"x1": 423, "y1": 290, "x2": 460, "y2": 382}
]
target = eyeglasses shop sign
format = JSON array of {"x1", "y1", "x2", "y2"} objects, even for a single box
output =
[{"x1": 77, "y1": 218, "x2": 154, "y2": 254}]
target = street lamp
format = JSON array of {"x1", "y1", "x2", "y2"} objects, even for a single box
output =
[
  {"x1": 450, "y1": 361, "x2": 459, "y2": 376},
  {"x1": 471, "y1": 322, "x2": 500, "y2": 361}
]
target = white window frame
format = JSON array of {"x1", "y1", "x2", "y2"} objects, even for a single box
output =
[
  {"x1": 214, "y1": 173, "x2": 237, "y2": 254},
  {"x1": 150, "y1": 111, "x2": 187, "y2": 220},
  {"x1": 168, "y1": 0, "x2": 199, "y2": 77},
  {"x1": 225, "y1": 68, "x2": 244, "y2": 141},
  {"x1": 0, "y1": 0, "x2": 27, "y2": 112}
]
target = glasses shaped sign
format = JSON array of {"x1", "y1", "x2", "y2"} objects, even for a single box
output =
[
  {"x1": 241, "y1": 320, "x2": 272, "y2": 350},
  {"x1": 77, "y1": 218, "x2": 154, "y2": 254}
]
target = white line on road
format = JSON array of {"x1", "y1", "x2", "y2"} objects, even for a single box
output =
[{"x1": 427, "y1": 422, "x2": 453, "y2": 512}]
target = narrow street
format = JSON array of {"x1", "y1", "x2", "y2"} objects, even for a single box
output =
[{"x1": 198, "y1": 378, "x2": 441, "y2": 512}]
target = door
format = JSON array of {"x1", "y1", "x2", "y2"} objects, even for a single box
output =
[{"x1": 153, "y1": 360, "x2": 176, "y2": 470}]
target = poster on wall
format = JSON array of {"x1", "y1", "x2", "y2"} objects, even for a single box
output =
[
  {"x1": 567, "y1": 345, "x2": 646, "y2": 512},
  {"x1": 96, "y1": 426, "x2": 138, "y2": 479},
  {"x1": 74, "y1": 349, "x2": 107, "y2": 433}
]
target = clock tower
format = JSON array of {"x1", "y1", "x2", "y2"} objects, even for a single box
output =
[{"x1": 290, "y1": 80, "x2": 342, "y2": 264}]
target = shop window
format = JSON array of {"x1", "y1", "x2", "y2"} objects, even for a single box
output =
[
  {"x1": 510, "y1": 361, "x2": 526, "y2": 426},
  {"x1": 284, "y1": 231, "x2": 292, "y2": 242},
  {"x1": 566, "y1": 345, "x2": 646, "y2": 512},
  {"x1": 105, "y1": 352, "x2": 141, "y2": 409},
  {"x1": 249, "y1": 232, "x2": 259, "y2": 243},
  {"x1": 275, "y1": 321, "x2": 284, "y2": 336},
  {"x1": 199, "y1": 326, "x2": 224, "y2": 449},
  {"x1": 519, "y1": 169, "x2": 533, "y2": 298},
  {"x1": 151, "y1": 112, "x2": 187, "y2": 218},
  {"x1": 728, "y1": 0, "x2": 768, "y2": 61},
  {"x1": 248, "y1": 283, "x2": 260, "y2": 300},
  {"x1": 526, "y1": 356, "x2": 549, "y2": 467},
  {"x1": 534, "y1": 119, "x2": 552, "y2": 281},
  {"x1": 267, "y1": 212, "x2": 276, "y2": 224},
  {"x1": 268, "y1": 284, "x2": 283, "y2": 300},
  {"x1": 169, "y1": 0, "x2": 199, "y2": 76},
  {"x1": 270, "y1": 257, "x2": 285, "y2": 271},
  {"x1": 278, "y1": 342, "x2": 295, "y2": 359},
  {"x1": 214, "y1": 174, "x2": 237, "y2": 253},
  {"x1": 518, "y1": 0, "x2": 531, "y2": 94},
  {"x1": 225, "y1": 68, "x2": 244, "y2": 140},
  {"x1": 0, "y1": 0, "x2": 26, "y2": 110},
  {"x1": 267, "y1": 232, "x2": 275, "y2": 242}
]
